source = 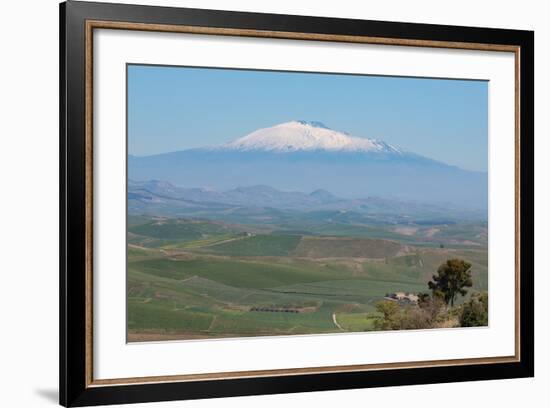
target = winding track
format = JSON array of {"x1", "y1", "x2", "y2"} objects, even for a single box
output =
[{"x1": 332, "y1": 313, "x2": 344, "y2": 331}]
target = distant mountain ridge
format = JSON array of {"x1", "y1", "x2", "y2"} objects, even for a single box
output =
[
  {"x1": 128, "y1": 179, "x2": 486, "y2": 222},
  {"x1": 129, "y1": 121, "x2": 487, "y2": 208},
  {"x1": 129, "y1": 180, "x2": 340, "y2": 210}
]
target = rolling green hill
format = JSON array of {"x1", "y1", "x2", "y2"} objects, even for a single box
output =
[
  {"x1": 199, "y1": 234, "x2": 301, "y2": 257},
  {"x1": 127, "y1": 216, "x2": 488, "y2": 341}
]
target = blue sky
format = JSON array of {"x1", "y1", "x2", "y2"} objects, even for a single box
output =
[{"x1": 128, "y1": 64, "x2": 488, "y2": 172}]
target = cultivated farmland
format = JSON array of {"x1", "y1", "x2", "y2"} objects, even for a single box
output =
[{"x1": 127, "y1": 216, "x2": 488, "y2": 341}]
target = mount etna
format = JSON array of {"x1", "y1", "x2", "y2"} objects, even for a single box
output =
[{"x1": 129, "y1": 120, "x2": 487, "y2": 209}]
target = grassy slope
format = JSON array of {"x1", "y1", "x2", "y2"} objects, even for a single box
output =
[
  {"x1": 199, "y1": 234, "x2": 301, "y2": 256},
  {"x1": 293, "y1": 236, "x2": 402, "y2": 258},
  {"x1": 129, "y1": 220, "x2": 238, "y2": 240},
  {"x1": 129, "y1": 257, "x2": 357, "y2": 289}
]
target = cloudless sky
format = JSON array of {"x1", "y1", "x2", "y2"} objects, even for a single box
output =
[{"x1": 128, "y1": 64, "x2": 488, "y2": 172}]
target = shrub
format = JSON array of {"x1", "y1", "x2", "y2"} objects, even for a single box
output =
[{"x1": 459, "y1": 292, "x2": 488, "y2": 327}]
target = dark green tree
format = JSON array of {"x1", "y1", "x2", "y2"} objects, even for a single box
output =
[
  {"x1": 459, "y1": 292, "x2": 488, "y2": 327},
  {"x1": 373, "y1": 300, "x2": 402, "y2": 330},
  {"x1": 428, "y1": 259, "x2": 473, "y2": 307}
]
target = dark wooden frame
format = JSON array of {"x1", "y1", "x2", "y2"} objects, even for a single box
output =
[{"x1": 60, "y1": 1, "x2": 534, "y2": 406}]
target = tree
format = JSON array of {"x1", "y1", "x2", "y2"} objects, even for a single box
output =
[
  {"x1": 417, "y1": 292, "x2": 432, "y2": 307},
  {"x1": 459, "y1": 292, "x2": 488, "y2": 327},
  {"x1": 417, "y1": 292, "x2": 445, "y2": 324},
  {"x1": 428, "y1": 259, "x2": 473, "y2": 307},
  {"x1": 373, "y1": 300, "x2": 402, "y2": 330}
]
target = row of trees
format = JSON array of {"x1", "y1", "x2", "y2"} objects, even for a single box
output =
[{"x1": 373, "y1": 259, "x2": 488, "y2": 330}]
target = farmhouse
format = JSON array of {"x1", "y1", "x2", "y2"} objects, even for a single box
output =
[{"x1": 385, "y1": 292, "x2": 419, "y2": 304}]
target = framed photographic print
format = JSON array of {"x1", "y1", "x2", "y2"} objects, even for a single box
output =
[{"x1": 59, "y1": 1, "x2": 534, "y2": 406}]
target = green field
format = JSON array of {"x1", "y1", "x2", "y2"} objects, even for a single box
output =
[{"x1": 127, "y1": 217, "x2": 488, "y2": 341}]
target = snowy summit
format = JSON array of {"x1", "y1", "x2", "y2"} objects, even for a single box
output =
[{"x1": 222, "y1": 120, "x2": 402, "y2": 154}]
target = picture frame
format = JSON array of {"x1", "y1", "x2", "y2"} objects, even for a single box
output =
[{"x1": 60, "y1": 1, "x2": 534, "y2": 406}]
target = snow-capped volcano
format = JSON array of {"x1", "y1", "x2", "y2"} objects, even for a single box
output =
[
  {"x1": 129, "y1": 121, "x2": 487, "y2": 208},
  {"x1": 223, "y1": 120, "x2": 402, "y2": 154}
]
